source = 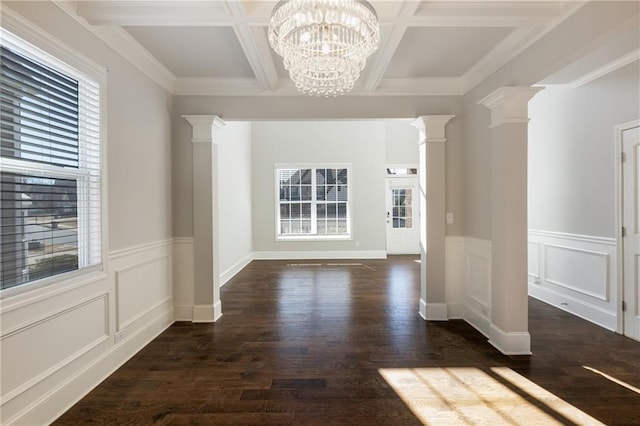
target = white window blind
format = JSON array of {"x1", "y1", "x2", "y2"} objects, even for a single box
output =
[{"x1": 0, "y1": 28, "x2": 101, "y2": 290}]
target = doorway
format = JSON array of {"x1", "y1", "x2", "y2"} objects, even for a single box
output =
[
  {"x1": 619, "y1": 119, "x2": 640, "y2": 342},
  {"x1": 385, "y1": 171, "x2": 420, "y2": 255}
]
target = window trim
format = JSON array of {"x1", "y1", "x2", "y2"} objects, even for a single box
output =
[
  {"x1": 274, "y1": 163, "x2": 352, "y2": 242},
  {"x1": 0, "y1": 11, "x2": 107, "y2": 299},
  {"x1": 386, "y1": 164, "x2": 419, "y2": 178}
]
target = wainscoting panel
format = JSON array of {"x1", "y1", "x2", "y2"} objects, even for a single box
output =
[
  {"x1": 528, "y1": 230, "x2": 617, "y2": 330},
  {"x1": 463, "y1": 238, "x2": 492, "y2": 337},
  {"x1": 116, "y1": 256, "x2": 171, "y2": 330},
  {"x1": 173, "y1": 238, "x2": 195, "y2": 321},
  {"x1": 0, "y1": 239, "x2": 175, "y2": 425},
  {"x1": 528, "y1": 242, "x2": 540, "y2": 280},
  {"x1": 445, "y1": 237, "x2": 466, "y2": 318},
  {"x1": 1, "y1": 295, "x2": 108, "y2": 404}
]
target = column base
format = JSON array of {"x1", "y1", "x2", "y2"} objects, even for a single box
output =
[
  {"x1": 419, "y1": 299, "x2": 448, "y2": 321},
  {"x1": 192, "y1": 302, "x2": 223, "y2": 323},
  {"x1": 488, "y1": 324, "x2": 531, "y2": 355}
]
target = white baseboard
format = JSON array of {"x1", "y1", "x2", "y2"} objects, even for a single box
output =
[
  {"x1": 419, "y1": 300, "x2": 450, "y2": 321},
  {"x1": 191, "y1": 302, "x2": 223, "y2": 323},
  {"x1": 174, "y1": 305, "x2": 193, "y2": 321},
  {"x1": 528, "y1": 281, "x2": 616, "y2": 331},
  {"x1": 447, "y1": 303, "x2": 465, "y2": 319},
  {"x1": 220, "y1": 253, "x2": 254, "y2": 286},
  {"x1": 424, "y1": 302, "x2": 448, "y2": 321},
  {"x1": 9, "y1": 307, "x2": 173, "y2": 425},
  {"x1": 488, "y1": 324, "x2": 531, "y2": 356},
  {"x1": 464, "y1": 303, "x2": 492, "y2": 338},
  {"x1": 418, "y1": 299, "x2": 427, "y2": 320},
  {"x1": 252, "y1": 250, "x2": 387, "y2": 260},
  {"x1": 213, "y1": 301, "x2": 222, "y2": 322}
]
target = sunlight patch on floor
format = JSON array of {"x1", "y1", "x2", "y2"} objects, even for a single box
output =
[
  {"x1": 379, "y1": 367, "x2": 604, "y2": 425},
  {"x1": 583, "y1": 365, "x2": 640, "y2": 395}
]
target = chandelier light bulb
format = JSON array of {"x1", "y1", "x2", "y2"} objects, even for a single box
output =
[{"x1": 268, "y1": 0, "x2": 380, "y2": 97}]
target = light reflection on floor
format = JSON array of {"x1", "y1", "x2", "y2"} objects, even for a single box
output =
[
  {"x1": 583, "y1": 365, "x2": 640, "y2": 395},
  {"x1": 379, "y1": 367, "x2": 604, "y2": 425}
]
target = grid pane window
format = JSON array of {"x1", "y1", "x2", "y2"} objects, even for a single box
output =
[
  {"x1": 1, "y1": 30, "x2": 101, "y2": 290},
  {"x1": 277, "y1": 167, "x2": 350, "y2": 238}
]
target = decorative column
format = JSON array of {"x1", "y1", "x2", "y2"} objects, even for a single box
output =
[
  {"x1": 183, "y1": 115, "x2": 225, "y2": 322},
  {"x1": 478, "y1": 87, "x2": 542, "y2": 355},
  {"x1": 412, "y1": 115, "x2": 455, "y2": 321}
]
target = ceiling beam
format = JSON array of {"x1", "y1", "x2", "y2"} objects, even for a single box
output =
[
  {"x1": 405, "y1": 1, "x2": 564, "y2": 27},
  {"x1": 76, "y1": 1, "x2": 233, "y2": 26},
  {"x1": 361, "y1": 1, "x2": 422, "y2": 93},
  {"x1": 53, "y1": 1, "x2": 176, "y2": 93},
  {"x1": 223, "y1": 0, "x2": 278, "y2": 92}
]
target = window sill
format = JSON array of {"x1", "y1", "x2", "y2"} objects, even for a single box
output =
[
  {"x1": 0, "y1": 266, "x2": 106, "y2": 310},
  {"x1": 276, "y1": 235, "x2": 352, "y2": 242}
]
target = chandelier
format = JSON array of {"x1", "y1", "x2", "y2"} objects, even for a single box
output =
[{"x1": 268, "y1": 0, "x2": 380, "y2": 97}]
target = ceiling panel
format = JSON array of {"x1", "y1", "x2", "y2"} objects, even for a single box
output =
[
  {"x1": 383, "y1": 26, "x2": 514, "y2": 78},
  {"x1": 124, "y1": 26, "x2": 255, "y2": 78}
]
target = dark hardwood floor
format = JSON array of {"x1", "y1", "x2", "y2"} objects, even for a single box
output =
[{"x1": 55, "y1": 257, "x2": 640, "y2": 425}]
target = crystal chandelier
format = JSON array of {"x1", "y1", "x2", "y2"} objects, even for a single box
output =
[{"x1": 268, "y1": 0, "x2": 380, "y2": 97}]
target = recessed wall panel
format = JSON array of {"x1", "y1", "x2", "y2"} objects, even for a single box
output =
[{"x1": 1, "y1": 295, "x2": 108, "y2": 401}]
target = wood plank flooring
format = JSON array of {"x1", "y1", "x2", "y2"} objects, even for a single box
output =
[{"x1": 55, "y1": 257, "x2": 640, "y2": 425}]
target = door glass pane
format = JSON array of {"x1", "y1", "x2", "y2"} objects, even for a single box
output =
[{"x1": 392, "y1": 188, "x2": 412, "y2": 229}]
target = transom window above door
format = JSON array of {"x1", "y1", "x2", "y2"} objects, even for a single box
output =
[{"x1": 276, "y1": 166, "x2": 350, "y2": 240}]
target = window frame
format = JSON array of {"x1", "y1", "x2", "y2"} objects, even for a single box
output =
[
  {"x1": 274, "y1": 164, "x2": 352, "y2": 241},
  {"x1": 0, "y1": 15, "x2": 107, "y2": 298}
]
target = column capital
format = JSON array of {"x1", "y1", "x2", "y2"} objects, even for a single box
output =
[
  {"x1": 478, "y1": 86, "x2": 543, "y2": 128},
  {"x1": 412, "y1": 115, "x2": 455, "y2": 144},
  {"x1": 182, "y1": 115, "x2": 226, "y2": 143}
]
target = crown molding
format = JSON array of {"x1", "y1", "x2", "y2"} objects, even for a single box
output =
[
  {"x1": 174, "y1": 78, "x2": 274, "y2": 96},
  {"x1": 46, "y1": 0, "x2": 589, "y2": 99},
  {"x1": 461, "y1": 0, "x2": 589, "y2": 93},
  {"x1": 375, "y1": 78, "x2": 464, "y2": 96},
  {"x1": 173, "y1": 77, "x2": 464, "y2": 97},
  {"x1": 74, "y1": 0, "x2": 231, "y2": 26},
  {"x1": 0, "y1": 5, "x2": 106, "y2": 79},
  {"x1": 570, "y1": 49, "x2": 640, "y2": 89},
  {"x1": 52, "y1": 1, "x2": 176, "y2": 94}
]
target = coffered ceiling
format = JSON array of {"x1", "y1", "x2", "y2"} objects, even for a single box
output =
[{"x1": 53, "y1": 1, "x2": 588, "y2": 96}]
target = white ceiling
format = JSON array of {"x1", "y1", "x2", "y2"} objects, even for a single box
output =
[{"x1": 56, "y1": 1, "x2": 599, "y2": 96}]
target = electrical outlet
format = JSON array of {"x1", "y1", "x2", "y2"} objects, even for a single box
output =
[
  {"x1": 355, "y1": 240, "x2": 360, "y2": 247},
  {"x1": 446, "y1": 212, "x2": 454, "y2": 224},
  {"x1": 114, "y1": 331, "x2": 126, "y2": 344}
]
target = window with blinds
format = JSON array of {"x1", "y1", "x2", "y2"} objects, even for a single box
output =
[
  {"x1": 276, "y1": 166, "x2": 350, "y2": 239},
  {"x1": 1, "y1": 29, "x2": 102, "y2": 291}
]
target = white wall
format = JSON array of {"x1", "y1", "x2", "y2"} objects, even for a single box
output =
[
  {"x1": 529, "y1": 63, "x2": 640, "y2": 237},
  {"x1": 461, "y1": 1, "x2": 640, "y2": 241},
  {"x1": 526, "y1": 62, "x2": 639, "y2": 330},
  {"x1": 385, "y1": 120, "x2": 419, "y2": 165},
  {"x1": 0, "y1": 3, "x2": 174, "y2": 424},
  {"x1": 458, "y1": 2, "x2": 639, "y2": 334},
  {"x1": 217, "y1": 122, "x2": 253, "y2": 283},
  {"x1": 251, "y1": 121, "x2": 387, "y2": 257}
]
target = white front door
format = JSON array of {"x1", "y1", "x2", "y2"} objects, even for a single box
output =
[
  {"x1": 386, "y1": 178, "x2": 420, "y2": 254},
  {"x1": 622, "y1": 123, "x2": 640, "y2": 342}
]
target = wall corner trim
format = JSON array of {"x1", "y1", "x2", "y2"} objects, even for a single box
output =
[{"x1": 418, "y1": 299, "x2": 427, "y2": 320}]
